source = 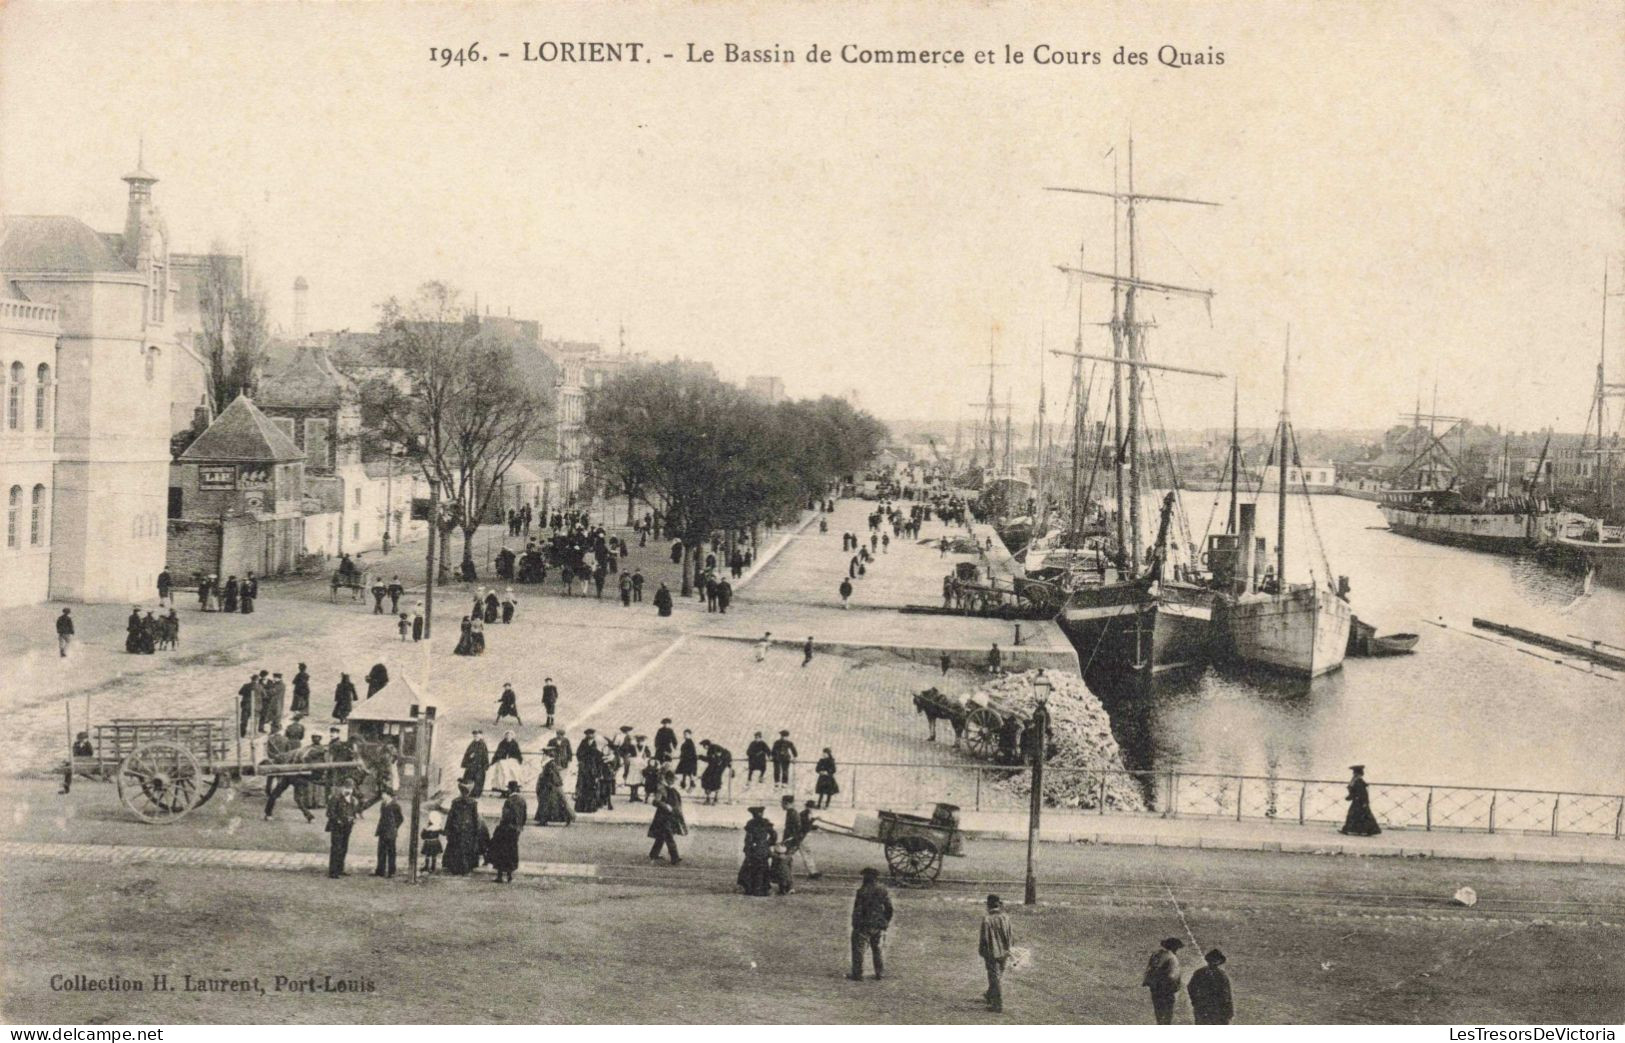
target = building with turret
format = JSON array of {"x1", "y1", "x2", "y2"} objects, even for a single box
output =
[{"x1": 0, "y1": 153, "x2": 178, "y2": 604}]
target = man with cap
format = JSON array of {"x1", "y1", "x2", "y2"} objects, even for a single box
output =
[
  {"x1": 1186, "y1": 949, "x2": 1234, "y2": 1024},
  {"x1": 771, "y1": 730, "x2": 798, "y2": 786},
  {"x1": 461, "y1": 728, "x2": 490, "y2": 797},
  {"x1": 744, "y1": 732, "x2": 770, "y2": 786},
  {"x1": 373, "y1": 791, "x2": 404, "y2": 878},
  {"x1": 325, "y1": 778, "x2": 360, "y2": 879},
  {"x1": 1142, "y1": 937, "x2": 1185, "y2": 1024},
  {"x1": 979, "y1": 893, "x2": 1014, "y2": 1013},
  {"x1": 542, "y1": 677, "x2": 560, "y2": 728},
  {"x1": 654, "y1": 718, "x2": 678, "y2": 761},
  {"x1": 848, "y1": 867, "x2": 893, "y2": 980},
  {"x1": 802, "y1": 636, "x2": 814, "y2": 667},
  {"x1": 647, "y1": 770, "x2": 685, "y2": 864}
]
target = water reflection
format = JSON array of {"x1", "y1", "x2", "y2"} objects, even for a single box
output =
[{"x1": 1084, "y1": 494, "x2": 1625, "y2": 796}]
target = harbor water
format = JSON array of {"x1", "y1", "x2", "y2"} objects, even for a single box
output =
[{"x1": 1090, "y1": 491, "x2": 1625, "y2": 797}]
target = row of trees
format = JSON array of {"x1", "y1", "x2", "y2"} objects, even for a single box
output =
[{"x1": 584, "y1": 361, "x2": 887, "y2": 592}]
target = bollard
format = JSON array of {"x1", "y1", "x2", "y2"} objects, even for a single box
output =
[{"x1": 1014, "y1": 623, "x2": 1022, "y2": 647}]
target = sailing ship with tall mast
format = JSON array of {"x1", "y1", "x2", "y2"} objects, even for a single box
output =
[
  {"x1": 1210, "y1": 341, "x2": 1353, "y2": 677},
  {"x1": 1043, "y1": 143, "x2": 1227, "y2": 681}
]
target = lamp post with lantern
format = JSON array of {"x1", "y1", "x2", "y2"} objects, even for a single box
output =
[{"x1": 1024, "y1": 669, "x2": 1052, "y2": 906}]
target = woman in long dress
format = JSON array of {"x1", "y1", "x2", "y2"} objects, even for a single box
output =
[
  {"x1": 441, "y1": 782, "x2": 485, "y2": 875},
  {"x1": 486, "y1": 781, "x2": 526, "y2": 883},
  {"x1": 815, "y1": 748, "x2": 840, "y2": 809},
  {"x1": 471, "y1": 618, "x2": 486, "y2": 655},
  {"x1": 736, "y1": 807, "x2": 776, "y2": 897},
  {"x1": 483, "y1": 591, "x2": 501, "y2": 624},
  {"x1": 676, "y1": 731, "x2": 699, "y2": 791},
  {"x1": 487, "y1": 730, "x2": 524, "y2": 795},
  {"x1": 1340, "y1": 765, "x2": 1382, "y2": 836},
  {"x1": 453, "y1": 616, "x2": 476, "y2": 656},
  {"x1": 699, "y1": 741, "x2": 732, "y2": 805},
  {"x1": 332, "y1": 674, "x2": 357, "y2": 722},
  {"x1": 573, "y1": 730, "x2": 605, "y2": 813},
  {"x1": 222, "y1": 576, "x2": 239, "y2": 613},
  {"x1": 534, "y1": 758, "x2": 574, "y2": 825}
]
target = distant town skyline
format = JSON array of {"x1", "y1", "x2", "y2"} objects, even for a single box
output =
[{"x1": 2, "y1": 1, "x2": 1621, "y2": 434}]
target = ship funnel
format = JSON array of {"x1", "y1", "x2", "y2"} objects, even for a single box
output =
[{"x1": 1237, "y1": 503, "x2": 1257, "y2": 595}]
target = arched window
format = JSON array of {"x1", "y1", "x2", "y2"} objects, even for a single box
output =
[
  {"x1": 6, "y1": 486, "x2": 19, "y2": 548},
  {"x1": 6, "y1": 362, "x2": 22, "y2": 430},
  {"x1": 30, "y1": 484, "x2": 45, "y2": 546},
  {"x1": 34, "y1": 363, "x2": 50, "y2": 430}
]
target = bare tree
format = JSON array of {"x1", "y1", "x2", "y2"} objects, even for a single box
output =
[
  {"x1": 358, "y1": 282, "x2": 550, "y2": 581},
  {"x1": 195, "y1": 245, "x2": 267, "y2": 415}
]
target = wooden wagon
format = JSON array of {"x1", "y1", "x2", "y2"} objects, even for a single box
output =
[
  {"x1": 66, "y1": 714, "x2": 375, "y2": 824},
  {"x1": 329, "y1": 570, "x2": 367, "y2": 603},
  {"x1": 821, "y1": 803, "x2": 966, "y2": 886}
]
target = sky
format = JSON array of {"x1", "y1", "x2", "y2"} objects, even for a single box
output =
[{"x1": 2, "y1": 0, "x2": 1621, "y2": 434}]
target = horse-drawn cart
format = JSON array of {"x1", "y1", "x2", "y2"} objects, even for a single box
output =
[
  {"x1": 65, "y1": 714, "x2": 375, "y2": 824},
  {"x1": 912, "y1": 687, "x2": 1021, "y2": 760},
  {"x1": 330, "y1": 570, "x2": 367, "y2": 603},
  {"x1": 821, "y1": 803, "x2": 966, "y2": 886}
]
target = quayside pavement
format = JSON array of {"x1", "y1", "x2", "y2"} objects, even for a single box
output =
[{"x1": 1, "y1": 498, "x2": 1619, "y2": 866}]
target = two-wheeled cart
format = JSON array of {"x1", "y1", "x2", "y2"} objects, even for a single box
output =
[{"x1": 820, "y1": 803, "x2": 966, "y2": 886}]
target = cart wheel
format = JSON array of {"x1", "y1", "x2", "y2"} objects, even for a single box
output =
[
  {"x1": 965, "y1": 708, "x2": 1001, "y2": 758},
  {"x1": 192, "y1": 774, "x2": 225, "y2": 808},
  {"x1": 884, "y1": 836, "x2": 942, "y2": 886},
  {"x1": 116, "y1": 742, "x2": 206, "y2": 823}
]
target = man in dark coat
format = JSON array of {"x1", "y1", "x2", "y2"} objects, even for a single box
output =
[
  {"x1": 676, "y1": 730, "x2": 699, "y2": 790},
  {"x1": 488, "y1": 781, "x2": 526, "y2": 883},
  {"x1": 653, "y1": 582, "x2": 673, "y2": 617},
  {"x1": 979, "y1": 893, "x2": 1014, "y2": 1013},
  {"x1": 387, "y1": 576, "x2": 404, "y2": 614},
  {"x1": 574, "y1": 729, "x2": 607, "y2": 813},
  {"x1": 631, "y1": 569, "x2": 644, "y2": 602},
  {"x1": 55, "y1": 607, "x2": 74, "y2": 657},
  {"x1": 461, "y1": 728, "x2": 490, "y2": 796},
  {"x1": 1142, "y1": 937, "x2": 1185, "y2": 1024},
  {"x1": 237, "y1": 673, "x2": 259, "y2": 737},
  {"x1": 654, "y1": 718, "x2": 678, "y2": 761},
  {"x1": 124, "y1": 607, "x2": 143, "y2": 653},
  {"x1": 802, "y1": 636, "x2": 814, "y2": 667},
  {"x1": 241, "y1": 572, "x2": 258, "y2": 613},
  {"x1": 737, "y1": 806, "x2": 776, "y2": 896},
  {"x1": 848, "y1": 867, "x2": 893, "y2": 980},
  {"x1": 260, "y1": 672, "x2": 286, "y2": 732},
  {"x1": 744, "y1": 732, "x2": 770, "y2": 785},
  {"x1": 1187, "y1": 949, "x2": 1234, "y2": 1024},
  {"x1": 771, "y1": 730, "x2": 798, "y2": 785},
  {"x1": 374, "y1": 794, "x2": 404, "y2": 878},
  {"x1": 647, "y1": 772, "x2": 685, "y2": 864},
  {"x1": 542, "y1": 678, "x2": 559, "y2": 727},
  {"x1": 291, "y1": 663, "x2": 311, "y2": 716},
  {"x1": 325, "y1": 779, "x2": 359, "y2": 879}
]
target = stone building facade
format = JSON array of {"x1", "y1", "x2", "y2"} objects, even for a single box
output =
[{"x1": 0, "y1": 155, "x2": 177, "y2": 605}]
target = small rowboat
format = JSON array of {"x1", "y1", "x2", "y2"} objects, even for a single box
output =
[{"x1": 1347, "y1": 616, "x2": 1419, "y2": 657}]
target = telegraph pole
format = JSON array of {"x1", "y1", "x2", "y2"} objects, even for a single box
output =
[
  {"x1": 424, "y1": 477, "x2": 439, "y2": 639},
  {"x1": 1023, "y1": 672, "x2": 1053, "y2": 906}
]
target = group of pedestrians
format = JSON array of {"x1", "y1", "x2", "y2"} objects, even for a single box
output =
[{"x1": 196, "y1": 570, "x2": 259, "y2": 614}]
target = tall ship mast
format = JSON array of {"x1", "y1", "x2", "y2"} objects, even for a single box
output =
[
  {"x1": 1209, "y1": 337, "x2": 1353, "y2": 677},
  {"x1": 1044, "y1": 142, "x2": 1227, "y2": 683}
]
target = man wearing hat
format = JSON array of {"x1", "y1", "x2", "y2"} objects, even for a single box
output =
[
  {"x1": 1142, "y1": 937, "x2": 1185, "y2": 1024},
  {"x1": 848, "y1": 867, "x2": 893, "y2": 980},
  {"x1": 461, "y1": 728, "x2": 490, "y2": 797},
  {"x1": 325, "y1": 778, "x2": 360, "y2": 879},
  {"x1": 542, "y1": 677, "x2": 560, "y2": 728},
  {"x1": 737, "y1": 806, "x2": 776, "y2": 896},
  {"x1": 978, "y1": 894, "x2": 1014, "y2": 1013},
  {"x1": 744, "y1": 732, "x2": 770, "y2": 786},
  {"x1": 770, "y1": 730, "x2": 798, "y2": 786},
  {"x1": 1186, "y1": 949, "x2": 1234, "y2": 1024},
  {"x1": 647, "y1": 770, "x2": 685, "y2": 864}
]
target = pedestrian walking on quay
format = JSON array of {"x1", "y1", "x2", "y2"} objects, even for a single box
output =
[
  {"x1": 631, "y1": 568, "x2": 644, "y2": 602},
  {"x1": 488, "y1": 729, "x2": 524, "y2": 795},
  {"x1": 488, "y1": 781, "x2": 526, "y2": 884},
  {"x1": 371, "y1": 577, "x2": 388, "y2": 614},
  {"x1": 388, "y1": 576, "x2": 404, "y2": 615},
  {"x1": 332, "y1": 672, "x2": 357, "y2": 721},
  {"x1": 1143, "y1": 937, "x2": 1185, "y2": 1025},
  {"x1": 653, "y1": 582, "x2": 673, "y2": 617},
  {"x1": 398, "y1": 613, "x2": 411, "y2": 641},
  {"x1": 839, "y1": 577, "x2": 852, "y2": 608},
  {"x1": 495, "y1": 682, "x2": 522, "y2": 725},
  {"x1": 325, "y1": 778, "x2": 359, "y2": 879},
  {"x1": 1340, "y1": 764, "x2": 1382, "y2": 836},
  {"x1": 534, "y1": 755, "x2": 575, "y2": 826},
  {"x1": 55, "y1": 607, "x2": 74, "y2": 657},
  {"x1": 979, "y1": 894, "x2": 1013, "y2": 1014},
  {"x1": 802, "y1": 636, "x2": 814, "y2": 667},
  {"x1": 441, "y1": 780, "x2": 486, "y2": 876},
  {"x1": 289, "y1": 662, "x2": 309, "y2": 716},
  {"x1": 542, "y1": 677, "x2": 559, "y2": 727},
  {"x1": 1187, "y1": 949, "x2": 1234, "y2": 1024},
  {"x1": 755, "y1": 632, "x2": 771, "y2": 662},
  {"x1": 461, "y1": 728, "x2": 491, "y2": 796},
  {"x1": 848, "y1": 867, "x2": 893, "y2": 981},
  {"x1": 745, "y1": 732, "x2": 770, "y2": 785},
  {"x1": 699, "y1": 739, "x2": 732, "y2": 804},
  {"x1": 619, "y1": 572, "x2": 633, "y2": 606},
  {"x1": 648, "y1": 771, "x2": 686, "y2": 864},
  {"x1": 795, "y1": 799, "x2": 822, "y2": 877},
  {"x1": 676, "y1": 730, "x2": 698, "y2": 791},
  {"x1": 373, "y1": 793, "x2": 403, "y2": 878},
  {"x1": 502, "y1": 587, "x2": 517, "y2": 624},
  {"x1": 815, "y1": 748, "x2": 839, "y2": 809},
  {"x1": 771, "y1": 730, "x2": 797, "y2": 786},
  {"x1": 655, "y1": 718, "x2": 678, "y2": 762},
  {"x1": 737, "y1": 805, "x2": 776, "y2": 896}
]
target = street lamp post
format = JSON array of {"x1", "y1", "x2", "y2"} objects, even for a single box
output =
[
  {"x1": 1024, "y1": 670, "x2": 1052, "y2": 906},
  {"x1": 424, "y1": 477, "x2": 439, "y2": 640}
]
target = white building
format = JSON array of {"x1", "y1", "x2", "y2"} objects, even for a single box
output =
[
  {"x1": 0, "y1": 155, "x2": 177, "y2": 604},
  {"x1": 1260, "y1": 462, "x2": 1337, "y2": 493}
]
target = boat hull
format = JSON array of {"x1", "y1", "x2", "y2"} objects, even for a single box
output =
[
  {"x1": 1547, "y1": 536, "x2": 1625, "y2": 588},
  {"x1": 1057, "y1": 581, "x2": 1215, "y2": 678},
  {"x1": 1218, "y1": 585, "x2": 1352, "y2": 678},
  {"x1": 1378, "y1": 505, "x2": 1536, "y2": 554}
]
